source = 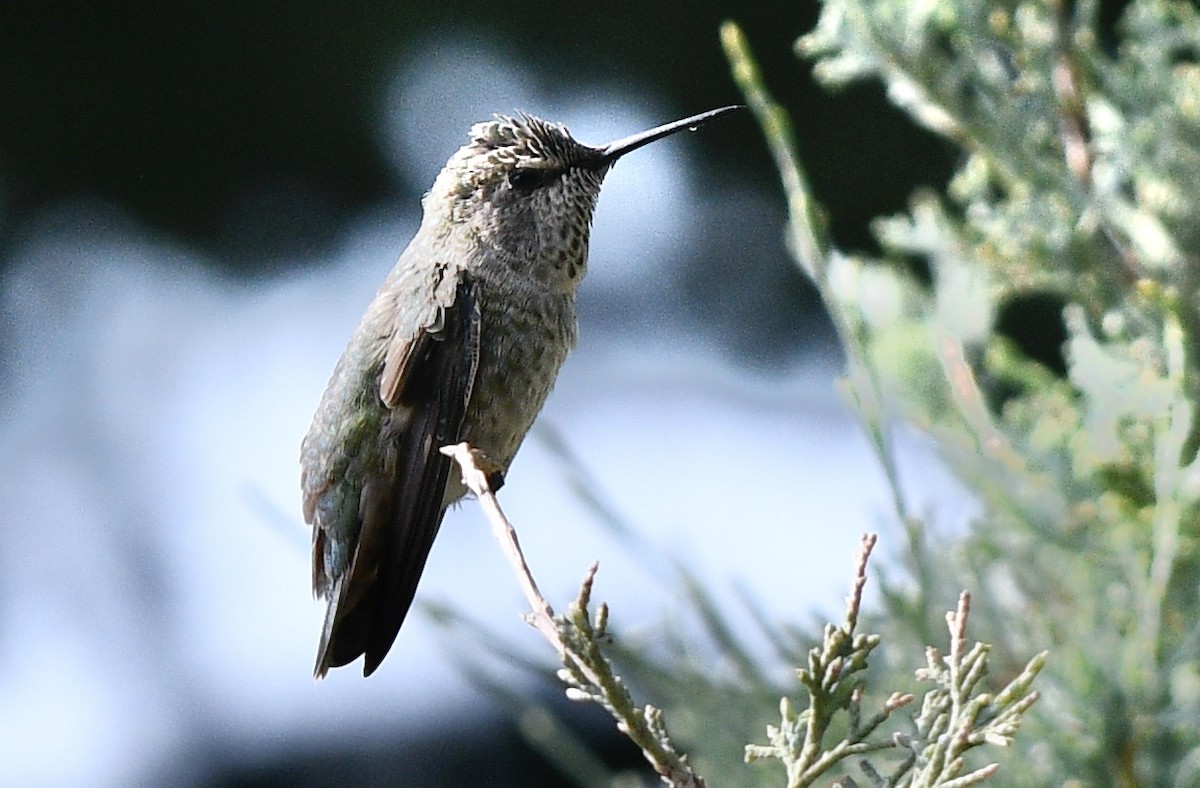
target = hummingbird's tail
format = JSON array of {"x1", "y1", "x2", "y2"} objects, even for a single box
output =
[
  {"x1": 309, "y1": 278, "x2": 481, "y2": 678},
  {"x1": 311, "y1": 456, "x2": 452, "y2": 679}
]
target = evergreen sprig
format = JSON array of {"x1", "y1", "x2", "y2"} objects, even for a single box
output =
[{"x1": 745, "y1": 537, "x2": 1044, "y2": 787}]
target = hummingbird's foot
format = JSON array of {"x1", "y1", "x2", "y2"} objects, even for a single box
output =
[
  {"x1": 472, "y1": 450, "x2": 506, "y2": 492},
  {"x1": 441, "y1": 442, "x2": 506, "y2": 494}
]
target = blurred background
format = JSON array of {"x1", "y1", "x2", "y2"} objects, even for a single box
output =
[{"x1": 0, "y1": 3, "x2": 965, "y2": 786}]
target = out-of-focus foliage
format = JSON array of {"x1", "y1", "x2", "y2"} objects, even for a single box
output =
[{"x1": 729, "y1": 0, "x2": 1200, "y2": 784}]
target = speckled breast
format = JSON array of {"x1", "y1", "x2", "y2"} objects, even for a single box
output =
[{"x1": 450, "y1": 279, "x2": 578, "y2": 498}]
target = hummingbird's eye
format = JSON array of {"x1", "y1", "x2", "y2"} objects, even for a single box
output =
[{"x1": 507, "y1": 166, "x2": 555, "y2": 193}]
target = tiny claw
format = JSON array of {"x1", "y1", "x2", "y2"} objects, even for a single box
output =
[
  {"x1": 464, "y1": 447, "x2": 506, "y2": 493},
  {"x1": 441, "y1": 442, "x2": 507, "y2": 494}
]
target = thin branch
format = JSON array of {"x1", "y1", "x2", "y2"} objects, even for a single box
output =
[
  {"x1": 440, "y1": 442, "x2": 561, "y2": 648},
  {"x1": 721, "y1": 19, "x2": 916, "y2": 529},
  {"x1": 441, "y1": 442, "x2": 705, "y2": 788}
]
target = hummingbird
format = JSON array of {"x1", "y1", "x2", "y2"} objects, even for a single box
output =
[{"x1": 301, "y1": 104, "x2": 742, "y2": 677}]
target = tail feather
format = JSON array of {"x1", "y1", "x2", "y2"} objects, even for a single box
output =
[{"x1": 308, "y1": 277, "x2": 479, "y2": 678}]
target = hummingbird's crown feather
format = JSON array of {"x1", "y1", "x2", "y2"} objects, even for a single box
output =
[{"x1": 467, "y1": 112, "x2": 594, "y2": 166}]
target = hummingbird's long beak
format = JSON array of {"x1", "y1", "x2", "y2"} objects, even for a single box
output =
[{"x1": 595, "y1": 105, "x2": 744, "y2": 164}]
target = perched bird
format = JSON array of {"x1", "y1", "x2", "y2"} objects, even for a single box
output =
[{"x1": 302, "y1": 105, "x2": 742, "y2": 677}]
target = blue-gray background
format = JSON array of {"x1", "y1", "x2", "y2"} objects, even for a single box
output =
[{"x1": 0, "y1": 4, "x2": 973, "y2": 786}]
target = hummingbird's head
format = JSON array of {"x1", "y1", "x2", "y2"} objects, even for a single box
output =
[
  {"x1": 427, "y1": 113, "x2": 611, "y2": 289},
  {"x1": 422, "y1": 106, "x2": 743, "y2": 291}
]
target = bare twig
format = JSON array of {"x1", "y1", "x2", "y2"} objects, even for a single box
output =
[
  {"x1": 440, "y1": 442, "x2": 563, "y2": 648},
  {"x1": 441, "y1": 442, "x2": 705, "y2": 788}
]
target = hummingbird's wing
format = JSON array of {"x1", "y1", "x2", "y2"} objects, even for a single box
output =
[{"x1": 305, "y1": 272, "x2": 480, "y2": 678}]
